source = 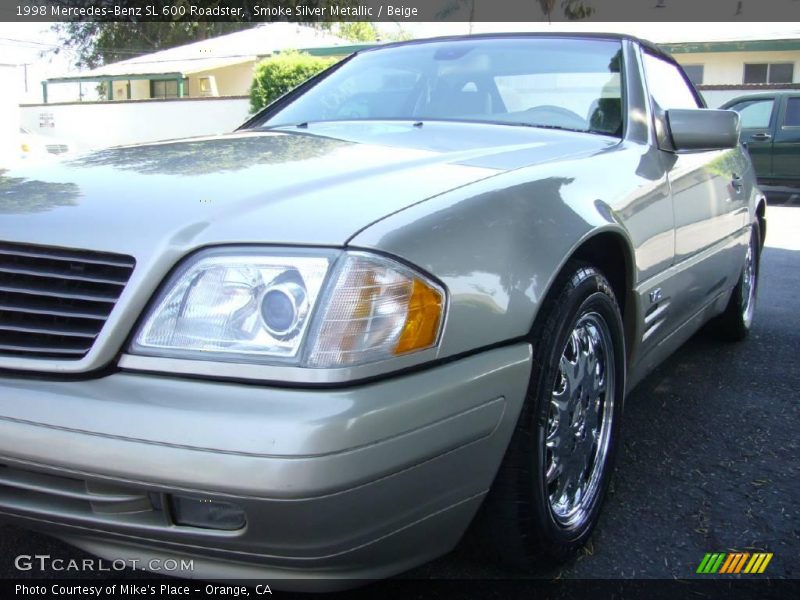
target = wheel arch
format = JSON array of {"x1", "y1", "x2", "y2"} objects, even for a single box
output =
[
  {"x1": 755, "y1": 196, "x2": 767, "y2": 249},
  {"x1": 538, "y1": 228, "x2": 637, "y2": 364}
]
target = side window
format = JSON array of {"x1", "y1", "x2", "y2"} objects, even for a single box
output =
[
  {"x1": 783, "y1": 98, "x2": 800, "y2": 127},
  {"x1": 643, "y1": 52, "x2": 701, "y2": 110},
  {"x1": 729, "y1": 99, "x2": 775, "y2": 129}
]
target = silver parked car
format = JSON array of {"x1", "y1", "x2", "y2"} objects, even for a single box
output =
[
  {"x1": 19, "y1": 127, "x2": 74, "y2": 160},
  {"x1": 0, "y1": 34, "x2": 764, "y2": 584}
]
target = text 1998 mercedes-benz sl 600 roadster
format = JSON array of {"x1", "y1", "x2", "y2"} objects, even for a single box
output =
[{"x1": 0, "y1": 34, "x2": 764, "y2": 585}]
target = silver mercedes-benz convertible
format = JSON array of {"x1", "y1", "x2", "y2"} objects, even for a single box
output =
[{"x1": 0, "y1": 33, "x2": 764, "y2": 584}]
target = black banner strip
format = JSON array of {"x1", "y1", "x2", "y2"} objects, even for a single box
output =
[
  {"x1": 3, "y1": 578, "x2": 800, "y2": 600},
  {"x1": 2, "y1": 0, "x2": 800, "y2": 23}
]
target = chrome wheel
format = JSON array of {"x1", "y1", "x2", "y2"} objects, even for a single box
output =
[
  {"x1": 480, "y1": 264, "x2": 624, "y2": 565},
  {"x1": 546, "y1": 312, "x2": 615, "y2": 527},
  {"x1": 741, "y1": 235, "x2": 757, "y2": 327}
]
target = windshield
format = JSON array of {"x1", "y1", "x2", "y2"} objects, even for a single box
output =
[{"x1": 256, "y1": 37, "x2": 625, "y2": 137}]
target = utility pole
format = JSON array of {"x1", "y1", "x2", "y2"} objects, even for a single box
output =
[{"x1": 21, "y1": 63, "x2": 30, "y2": 93}]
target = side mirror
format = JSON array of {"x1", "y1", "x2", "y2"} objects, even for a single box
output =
[{"x1": 666, "y1": 109, "x2": 741, "y2": 151}]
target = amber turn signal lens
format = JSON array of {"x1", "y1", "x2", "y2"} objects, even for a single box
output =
[{"x1": 394, "y1": 279, "x2": 444, "y2": 355}]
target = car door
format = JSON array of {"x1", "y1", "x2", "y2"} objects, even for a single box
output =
[
  {"x1": 641, "y1": 51, "x2": 750, "y2": 334},
  {"x1": 771, "y1": 95, "x2": 800, "y2": 183},
  {"x1": 725, "y1": 96, "x2": 777, "y2": 182}
]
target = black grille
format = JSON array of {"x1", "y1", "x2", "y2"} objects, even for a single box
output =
[{"x1": 0, "y1": 242, "x2": 135, "y2": 359}]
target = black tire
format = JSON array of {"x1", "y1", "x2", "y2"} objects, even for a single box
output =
[
  {"x1": 713, "y1": 222, "x2": 761, "y2": 342},
  {"x1": 476, "y1": 262, "x2": 626, "y2": 568}
]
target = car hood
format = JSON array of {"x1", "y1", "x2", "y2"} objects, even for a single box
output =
[{"x1": 0, "y1": 121, "x2": 617, "y2": 259}]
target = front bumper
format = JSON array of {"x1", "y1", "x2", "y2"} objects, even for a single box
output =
[{"x1": 0, "y1": 344, "x2": 532, "y2": 583}]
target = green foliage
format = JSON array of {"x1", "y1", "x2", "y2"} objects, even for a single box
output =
[
  {"x1": 249, "y1": 51, "x2": 336, "y2": 113},
  {"x1": 383, "y1": 27, "x2": 414, "y2": 42},
  {"x1": 321, "y1": 21, "x2": 410, "y2": 43},
  {"x1": 436, "y1": 0, "x2": 594, "y2": 20},
  {"x1": 562, "y1": 0, "x2": 595, "y2": 19},
  {"x1": 541, "y1": 0, "x2": 595, "y2": 19},
  {"x1": 334, "y1": 22, "x2": 379, "y2": 42}
]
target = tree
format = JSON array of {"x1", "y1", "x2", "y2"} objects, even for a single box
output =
[
  {"x1": 382, "y1": 26, "x2": 414, "y2": 42},
  {"x1": 562, "y1": 0, "x2": 595, "y2": 19},
  {"x1": 249, "y1": 51, "x2": 336, "y2": 112},
  {"x1": 334, "y1": 22, "x2": 379, "y2": 42},
  {"x1": 538, "y1": 0, "x2": 595, "y2": 20},
  {"x1": 52, "y1": 21, "x2": 258, "y2": 69},
  {"x1": 437, "y1": 0, "x2": 595, "y2": 21},
  {"x1": 48, "y1": 0, "x2": 341, "y2": 69},
  {"x1": 321, "y1": 21, "x2": 411, "y2": 43}
]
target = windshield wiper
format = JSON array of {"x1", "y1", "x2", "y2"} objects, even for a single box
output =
[
  {"x1": 256, "y1": 119, "x2": 609, "y2": 137},
  {"x1": 258, "y1": 122, "x2": 309, "y2": 130},
  {"x1": 480, "y1": 121, "x2": 589, "y2": 134}
]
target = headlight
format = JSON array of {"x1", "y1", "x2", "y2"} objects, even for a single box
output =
[
  {"x1": 132, "y1": 249, "x2": 331, "y2": 361},
  {"x1": 306, "y1": 252, "x2": 445, "y2": 367},
  {"x1": 131, "y1": 248, "x2": 445, "y2": 369}
]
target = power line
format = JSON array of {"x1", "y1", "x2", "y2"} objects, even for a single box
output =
[
  {"x1": 0, "y1": 37, "x2": 60, "y2": 47},
  {"x1": 0, "y1": 40, "x2": 127, "y2": 54},
  {"x1": 0, "y1": 38, "x2": 158, "y2": 55}
]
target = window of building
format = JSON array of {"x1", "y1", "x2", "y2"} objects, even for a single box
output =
[
  {"x1": 682, "y1": 64, "x2": 704, "y2": 86},
  {"x1": 199, "y1": 77, "x2": 212, "y2": 94},
  {"x1": 743, "y1": 63, "x2": 795, "y2": 84},
  {"x1": 150, "y1": 79, "x2": 187, "y2": 99},
  {"x1": 769, "y1": 64, "x2": 795, "y2": 83},
  {"x1": 784, "y1": 97, "x2": 800, "y2": 127}
]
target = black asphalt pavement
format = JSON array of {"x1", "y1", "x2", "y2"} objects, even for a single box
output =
[
  {"x1": 1, "y1": 208, "x2": 798, "y2": 586},
  {"x1": 414, "y1": 241, "x2": 800, "y2": 580}
]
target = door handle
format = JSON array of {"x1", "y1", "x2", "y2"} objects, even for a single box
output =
[{"x1": 750, "y1": 133, "x2": 772, "y2": 141}]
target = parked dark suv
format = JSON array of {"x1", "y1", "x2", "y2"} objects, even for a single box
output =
[{"x1": 722, "y1": 91, "x2": 800, "y2": 199}]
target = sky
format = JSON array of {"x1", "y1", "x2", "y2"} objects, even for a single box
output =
[
  {"x1": 1, "y1": 21, "x2": 799, "y2": 103},
  {"x1": 405, "y1": 22, "x2": 800, "y2": 43},
  {"x1": 0, "y1": 22, "x2": 76, "y2": 103}
]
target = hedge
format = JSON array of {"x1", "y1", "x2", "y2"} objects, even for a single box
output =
[{"x1": 249, "y1": 51, "x2": 337, "y2": 113}]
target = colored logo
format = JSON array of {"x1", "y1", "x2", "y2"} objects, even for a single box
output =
[{"x1": 697, "y1": 552, "x2": 773, "y2": 574}]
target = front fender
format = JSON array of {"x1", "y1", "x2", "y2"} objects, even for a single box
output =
[{"x1": 348, "y1": 146, "x2": 654, "y2": 359}]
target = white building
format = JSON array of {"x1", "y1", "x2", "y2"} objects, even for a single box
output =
[
  {"x1": 0, "y1": 63, "x2": 20, "y2": 164},
  {"x1": 661, "y1": 30, "x2": 800, "y2": 106},
  {"x1": 41, "y1": 23, "x2": 360, "y2": 102}
]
